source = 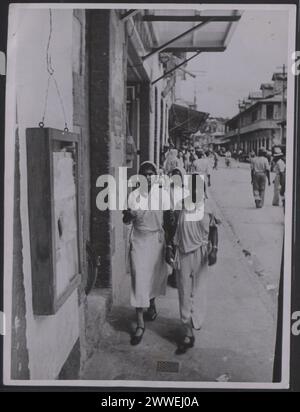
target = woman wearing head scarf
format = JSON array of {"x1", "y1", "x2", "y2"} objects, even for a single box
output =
[
  {"x1": 123, "y1": 161, "x2": 168, "y2": 345},
  {"x1": 163, "y1": 148, "x2": 181, "y2": 175}
]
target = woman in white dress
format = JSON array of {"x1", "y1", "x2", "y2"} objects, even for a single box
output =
[{"x1": 123, "y1": 161, "x2": 168, "y2": 345}]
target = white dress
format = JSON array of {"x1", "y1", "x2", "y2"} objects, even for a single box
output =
[{"x1": 128, "y1": 186, "x2": 168, "y2": 308}]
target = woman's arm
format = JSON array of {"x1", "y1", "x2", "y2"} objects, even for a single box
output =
[
  {"x1": 163, "y1": 210, "x2": 178, "y2": 265},
  {"x1": 208, "y1": 215, "x2": 219, "y2": 266}
]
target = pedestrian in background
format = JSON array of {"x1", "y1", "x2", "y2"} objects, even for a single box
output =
[
  {"x1": 177, "y1": 149, "x2": 185, "y2": 170},
  {"x1": 251, "y1": 147, "x2": 271, "y2": 208},
  {"x1": 272, "y1": 147, "x2": 286, "y2": 207},
  {"x1": 213, "y1": 150, "x2": 218, "y2": 170},
  {"x1": 183, "y1": 149, "x2": 191, "y2": 172},
  {"x1": 225, "y1": 149, "x2": 232, "y2": 167},
  {"x1": 193, "y1": 149, "x2": 212, "y2": 187},
  {"x1": 188, "y1": 148, "x2": 198, "y2": 173},
  {"x1": 163, "y1": 148, "x2": 181, "y2": 175},
  {"x1": 206, "y1": 149, "x2": 216, "y2": 174}
]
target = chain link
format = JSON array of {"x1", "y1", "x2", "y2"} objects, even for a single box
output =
[{"x1": 39, "y1": 9, "x2": 69, "y2": 132}]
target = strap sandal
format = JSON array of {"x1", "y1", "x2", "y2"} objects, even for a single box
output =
[
  {"x1": 144, "y1": 306, "x2": 158, "y2": 321},
  {"x1": 130, "y1": 326, "x2": 145, "y2": 346}
]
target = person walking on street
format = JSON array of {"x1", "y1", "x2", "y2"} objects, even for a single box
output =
[
  {"x1": 165, "y1": 176, "x2": 219, "y2": 354},
  {"x1": 206, "y1": 149, "x2": 216, "y2": 174},
  {"x1": 251, "y1": 147, "x2": 271, "y2": 208},
  {"x1": 193, "y1": 149, "x2": 212, "y2": 187},
  {"x1": 123, "y1": 161, "x2": 168, "y2": 345},
  {"x1": 213, "y1": 150, "x2": 218, "y2": 170},
  {"x1": 183, "y1": 149, "x2": 192, "y2": 173},
  {"x1": 177, "y1": 149, "x2": 185, "y2": 170},
  {"x1": 225, "y1": 149, "x2": 232, "y2": 167},
  {"x1": 272, "y1": 147, "x2": 286, "y2": 207},
  {"x1": 188, "y1": 148, "x2": 198, "y2": 173},
  {"x1": 163, "y1": 148, "x2": 181, "y2": 175}
]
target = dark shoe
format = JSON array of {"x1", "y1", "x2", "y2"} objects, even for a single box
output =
[
  {"x1": 144, "y1": 306, "x2": 157, "y2": 321},
  {"x1": 130, "y1": 326, "x2": 145, "y2": 346},
  {"x1": 168, "y1": 271, "x2": 177, "y2": 289},
  {"x1": 175, "y1": 336, "x2": 195, "y2": 355}
]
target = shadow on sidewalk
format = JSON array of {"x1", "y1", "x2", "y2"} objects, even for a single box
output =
[{"x1": 106, "y1": 304, "x2": 183, "y2": 347}]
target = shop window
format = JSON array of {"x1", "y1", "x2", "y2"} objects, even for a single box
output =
[
  {"x1": 266, "y1": 104, "x2": 274, "y2": 120},
  {"x1": 251, "y1": 110, "x2": 258, "y2": 122}
]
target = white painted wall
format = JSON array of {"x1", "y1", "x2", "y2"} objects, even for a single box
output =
[{"x1": 12, "y1": 7, "x2": 79, "y2": 379}]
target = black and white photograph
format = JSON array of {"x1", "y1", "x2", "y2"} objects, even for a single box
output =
[{"x1": 2, "y1": 2, "x2": 299, "y2": 390}]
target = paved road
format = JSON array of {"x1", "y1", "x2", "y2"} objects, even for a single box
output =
[
  {"x1": 209, "y1": 157, "x2": 284, "y2": 316},
  {"x1": 82, "y1": 159, "x2": 283, "y2": 385}
]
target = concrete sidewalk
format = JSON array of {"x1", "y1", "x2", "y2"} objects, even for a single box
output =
[{"x1": 81, "y1": 166, "x2": 278, "y2": 383}]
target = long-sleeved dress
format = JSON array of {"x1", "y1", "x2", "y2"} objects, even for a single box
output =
[{"x1": 127, "y1": 187, "x2": 168, "y2": 308}]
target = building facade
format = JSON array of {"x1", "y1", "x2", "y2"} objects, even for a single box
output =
[
  {"x1": 9, "y1": 7, "x2": 177, "y2": 381},
  {"x1": 7, "y1": 7, "x2": 241, "y2": 381},
  {"x1": 196, "y1": 116, "x2": 228, "y2": 149},
  {"x1": 224, "y1": 71, "x2": 287, "y2": 153}
]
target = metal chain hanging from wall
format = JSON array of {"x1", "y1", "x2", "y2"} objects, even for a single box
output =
[{"x1": 39, "y1": 9, "x2": 69, "y2": 132}]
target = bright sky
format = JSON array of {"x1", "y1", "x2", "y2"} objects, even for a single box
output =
[{"x1": 181, "y1": 10, "x2": 290, "y2": 118}]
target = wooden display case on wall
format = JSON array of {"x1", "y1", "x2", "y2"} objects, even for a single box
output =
[{"x1": 26, "y1": 128, "x2": 81, "y2": 315}]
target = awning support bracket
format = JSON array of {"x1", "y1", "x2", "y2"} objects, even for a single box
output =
[
  {"x1": 151, "y1": 51, "x2": 202, "y2": 85},
  {"x1": 142, "y1": 18, "x2": 215, "y2": 61},
  {"x1": 120, "y1": 10, "x2": 139, "y2": 21},
  {"x1": 143, "y1": 15, "x2": 241, "y2": 22}
]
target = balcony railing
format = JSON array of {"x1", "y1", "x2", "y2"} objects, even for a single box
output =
[{"x1": 225, "y1": 119, "x2": 281, "y2": 138}]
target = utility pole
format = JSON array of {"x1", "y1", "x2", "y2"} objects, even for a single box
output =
[
  {"x1": 276, "y1": 63, "x2": 287, "y2": 144},
  {"x1": 237, "y1": 99, "x2": 243, "y2": 152},
  {"x1": 190, "y1": 70, "x2": 207, "y2": 110}
]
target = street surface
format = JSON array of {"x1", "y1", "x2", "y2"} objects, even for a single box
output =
[{"x1": 82, "y1": 157, "x2": 284, "y2": 383}]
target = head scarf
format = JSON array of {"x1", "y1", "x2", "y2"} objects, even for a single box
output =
[
  {"x1": 171, "y1": 166, "x2": 186, "y2": 179},
  {"x1": 139, "y1": 161, "x2": 157, "y2": 175}
]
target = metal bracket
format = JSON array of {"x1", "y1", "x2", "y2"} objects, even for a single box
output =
[
  {"x1": 120, "y1": 10, "x2": 139, "y2": 21},
  {"x1": 142, "y1": 18, "x2": 214, "y2": 61},
  {"x1": 143, "y1": 14, "x2": 241, "y2": 22}
]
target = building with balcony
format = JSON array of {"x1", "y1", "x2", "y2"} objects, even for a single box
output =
[{"x1": 224, "y1": 70, "x2": 287, "y2": 153}]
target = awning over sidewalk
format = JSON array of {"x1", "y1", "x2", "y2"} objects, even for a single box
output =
[
  {"x1": 169, "y1": 103, "x2": 209, "y2": 136},
  {"x1": 142, "y1": 9, "x2": 242, "y2": 59}
]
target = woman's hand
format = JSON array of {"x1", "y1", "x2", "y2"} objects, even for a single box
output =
[
  {"x1": 122, "y1": 209, "x2": 136, "y2": 224},
  {"x1": 166, "y1": 245, "x2": 175, "y2": 266}
]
